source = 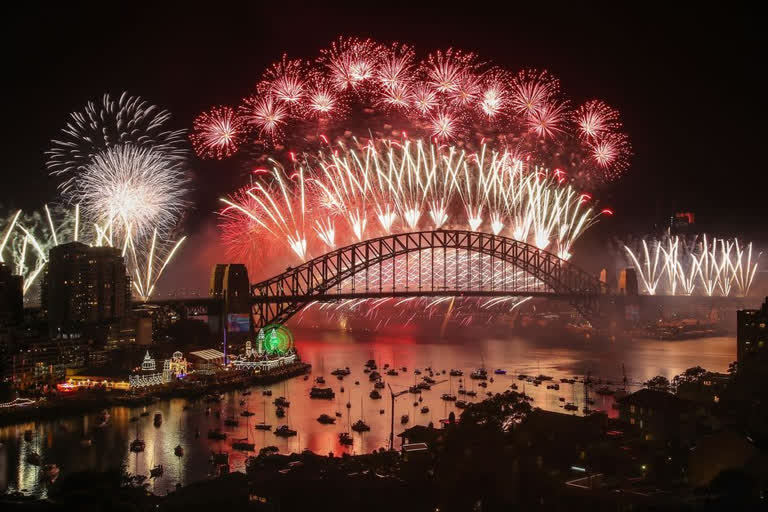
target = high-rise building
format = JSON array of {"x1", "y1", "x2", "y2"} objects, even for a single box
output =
[
  {"x1": 41, "y1": 242, "x2": 131, "y2": 337},
  {"x1": 0, "y1": 262, "x2": 23, "y2": 327},
  {"x1": 737, "y1": 297, "x2": 768, "y2": 364}
]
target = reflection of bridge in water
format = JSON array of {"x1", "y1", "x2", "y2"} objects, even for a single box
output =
[{"x1": 139, "y1": 230, "x2": 754, "y2": 333}]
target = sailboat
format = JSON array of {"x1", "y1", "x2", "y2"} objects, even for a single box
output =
[
  {"x1": 255, "y1": 398, "x2": 272, "y2": 431},
  {"x1": 130, "y1": 422, "x2": 145, "y2": 453},
  {"x1": 351, "y1": 395, "x2": 370, "y2": 432},
  {"x1": 233, "y1": 414, "x2": 255, "y2": 451}
]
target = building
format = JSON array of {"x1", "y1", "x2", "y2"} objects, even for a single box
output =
[
  {"x1": 0, "y1": 262, "x2": 23, "y2": 327},
  {"x1": 41, "y1": 242, "x2": 131, "y2": 339},
  {"x1": 617, "y1": 389, "x2": 699, "y2": 444},
  {"x1": 736, "y1": 297, "x2": 768, "y2": 364}
]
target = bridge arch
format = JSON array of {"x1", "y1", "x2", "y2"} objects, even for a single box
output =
[{"x1": 250, "y1": 230, "x2": 606, "y2": 328}]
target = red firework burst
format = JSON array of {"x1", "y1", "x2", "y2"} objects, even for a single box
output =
[
  {"x1": 240, "y1": 96, "x2": 288, "y2": 140},
  {"x1": 575, "y1": 100, "x2": 621, "y2": 140},
  {"x1": 190, "y1": 106, "x2": 247, "y2": 159}
]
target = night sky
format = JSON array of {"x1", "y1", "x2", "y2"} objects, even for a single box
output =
[{"x1": 3, "y1": 5, "x2": 765, "y2": 290}]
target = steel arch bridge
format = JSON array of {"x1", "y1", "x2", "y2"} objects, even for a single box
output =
[{"x1": 250, "y1": 230, "x2": 608, "y2": 329}]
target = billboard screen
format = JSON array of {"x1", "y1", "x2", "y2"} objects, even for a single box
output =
[{"x1": 227, "y1": 313, "x2": 251, "y2": 333}]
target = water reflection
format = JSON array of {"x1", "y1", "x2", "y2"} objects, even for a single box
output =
[{"x1": 0, "y1": 331, "x2": 735, "y2": 496}]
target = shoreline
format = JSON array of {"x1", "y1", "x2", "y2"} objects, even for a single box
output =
[{"x1": 0, "y1": 361, "x2": 311, "y2": 427}]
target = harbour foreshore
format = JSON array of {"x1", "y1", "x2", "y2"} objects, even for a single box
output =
[{"x1": 0, "y1": 361, "x2": 311, "y2": 427}]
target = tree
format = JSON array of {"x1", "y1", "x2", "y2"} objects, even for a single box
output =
[{"x1": 645, "y1": 375, "x2": 670, "y2": 392}]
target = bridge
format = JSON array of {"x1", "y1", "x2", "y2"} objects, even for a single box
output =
[{"x1": 250, "y1": 230, "x2": 609, "y2": 329}]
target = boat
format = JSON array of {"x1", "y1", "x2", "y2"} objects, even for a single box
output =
[
  {"x1": 422, "y1": 376, "x2": 436, "y2": 384},
  {"x1": 276, "y1": 407, "x2": 285, "y2": 418},
  {"x1": 23, "y1": 430, "x2": 33, "y2": 441},
  {"x1": 374, "y1": 380, "x2": 385, "y2": 389},
  {"x1": 408, "y1": 385, "x2": 422, "y2": 394},
  {"x1": 274, "y1": 425, "x2": 297, "y2": 437},
  {"x1": 558, "y1": 397, "x2": 565, "y2": 402},
  {"x1": 42, "y1": 464, "x2": 59, "y2": 481},
  {"x1": 150, "y1": 465, "x2": 163, "y2": 478},
  {"x1": 241, "y1": 410, "x2": 255, "y2": 417},
  {"x1": 351, "y1": 420, "x2": 370, "y2": 432},
  {"x1": 303, "y1": 375, "x2": 309, "y2": 381},
  {"x1": 262, "y1": 389, "x2": 272, "y2": 396},
  {"x1": 274, "y1": 397, "x2": 290, "y2": 407},
  {"x1": 317, "y1": 414, "x2": 336, "y2": 424},
  {"x1": 369, "y1": 390, "x2": 382, "y2": 399},
  {"x1": 400, "y1": 414, "x2": 409, "y2": 424},
  {"x1": 449, "y1": 369, "x2": 463, "y2": 376},
  {"x1": 346, "y1": 401, "x2": 351, "y2": 409},
  {"x1": 232, "y1": 439, "x2": 255, "y2": 451},
  {"x1": 259, "y1": 446, "x2": 279, "y2": 456},
  {"x1": 490, "y1": 377, "x2": 495, "y2": 383},
  {"x1": 470, "y1": 369, "x2": 488, "y2": 380},
  {"x1": 369, "y1": 371, "x2": 381, "y2": 382},
  {"x1": 386, "y1": 369, "x2": 399, "y2": 376},
  {"x1": 364, "y1": 359, "x2": 376, "y2": 368},
  {"x1": 309, "y1": 387, "x2": 335, "y2": 399},
  {"x1": 338, "y1": 432, "x2": 353, "y2": 445},
  {"x1": 153, "y1": 413, "x2": 162, "y2": 427},
  {"x1": 315, "y1": 376, "x2": 326, "y2": 384},
  {"x1": 420, "y1": 406, "x2": 430, "y2": 414},
  {"x1": 335, "y1": 411, "x2": 342, "y2": 418},
  {"x1": 414, "y1": 369, "x2": 422, "y2": 375},
  {"x1": 478, "y1": 381, "x2": 488, "y2": 388},
  {"x1": 174, "y1": 445, "x2": 184, "y2": 457},
  {"x1": 255, "y1": 423, "x2": 272, "y2": 431},
  {"x1": 27, "y1": 452, "x2": 42, "y2": 465},
  {"x1": 340, "y1": 386, "x2": 344, "y2": 393},
  {"x1": 207, "y1": 429, "x2": 227, "y2": 440},
  {"x1": 494, "y1": 369, "x2": 507, "y2": 375},
  {"x1": 379, "y1": 409, "x2": 385, "y2": 414},
  {"x1": 210, "y1": 451, "x2": 229, "y2": 465},
  {"x1": 441, "y1": 393, "x2": 457, "y2": 401},
  {"x1": 510, "y1": 383, "x2": 519, "y2": 390},
  {"x1": 130, "y1": 438, "x2": 145, "y2": 453},
  {"x1": 466, "y1": 390, "x2": 477, "y2": 397},
  {"x1": 413, "y1": 401, "x2": 419, "y2": 407},
  {"x1": 455, "y1": 400, "x2": 468, "y2": 409},
  {"x1": 354, "y1": 381, "x2": 360, "y2": 385},
  {"x1": 564, "y1": 403, "x2": 578, "y2": 411},
  {"x1": 224, "y1": 417, "x2": 239, "y2": 427},
  {"x1": 536, "y1": 374, "x2": 553, "y2": 381},
  {"x1": 331, "y1": 368, "x2": 351, "y2": 376}
]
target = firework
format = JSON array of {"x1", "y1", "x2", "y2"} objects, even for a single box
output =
[
  {"x1": 221, "y1": 140, "x2": 608, "y2": 272},
  {"x1": 76, "y1": 145, "x2": 189, "y2": 242},
  {"x1": 193, "y1": 37, "x2": 632, "y2": 185},
  {"x1": 190, "y1": 106, "x2": 248, "y2": 159},
  {"x1": 47, "y1": 93, "x2": 187, "y2": 196},
  {"x1": 624, "y1": 233, "x2": 761, "y2": 297}
]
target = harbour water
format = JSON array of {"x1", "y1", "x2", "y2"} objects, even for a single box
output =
[{"x1": 0, "y1": 330, "x2": 735, "y2": 497}]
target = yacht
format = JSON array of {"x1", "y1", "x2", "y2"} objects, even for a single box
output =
[
  {"x1": 351, "y1": 419, "x2": 370, "y2": 432},
  {"x1": 317, "y1": 414, "x2": 336, "y2": 424},
  {"x1": 274, "y1": 425, "x2": 297, "y2": 437}
]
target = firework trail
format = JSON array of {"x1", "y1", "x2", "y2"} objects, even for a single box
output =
[
  {"x1": 191, "y1": 37, "x2": 632, "y2": 186},
  {"x1": 623, "y1": 233, "x2": 760, "y2": 297},
  {"x1": 221, "y1": 140, "x2": 608, "y2": 275}
]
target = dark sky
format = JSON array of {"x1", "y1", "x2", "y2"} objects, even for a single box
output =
[{"x1": 2, "y1": 4, "x2": 765, "y2": 288}]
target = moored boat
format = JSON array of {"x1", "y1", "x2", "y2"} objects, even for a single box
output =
[{"x1": 274, "y1": 425, "x2": 297, "y2": 437}]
